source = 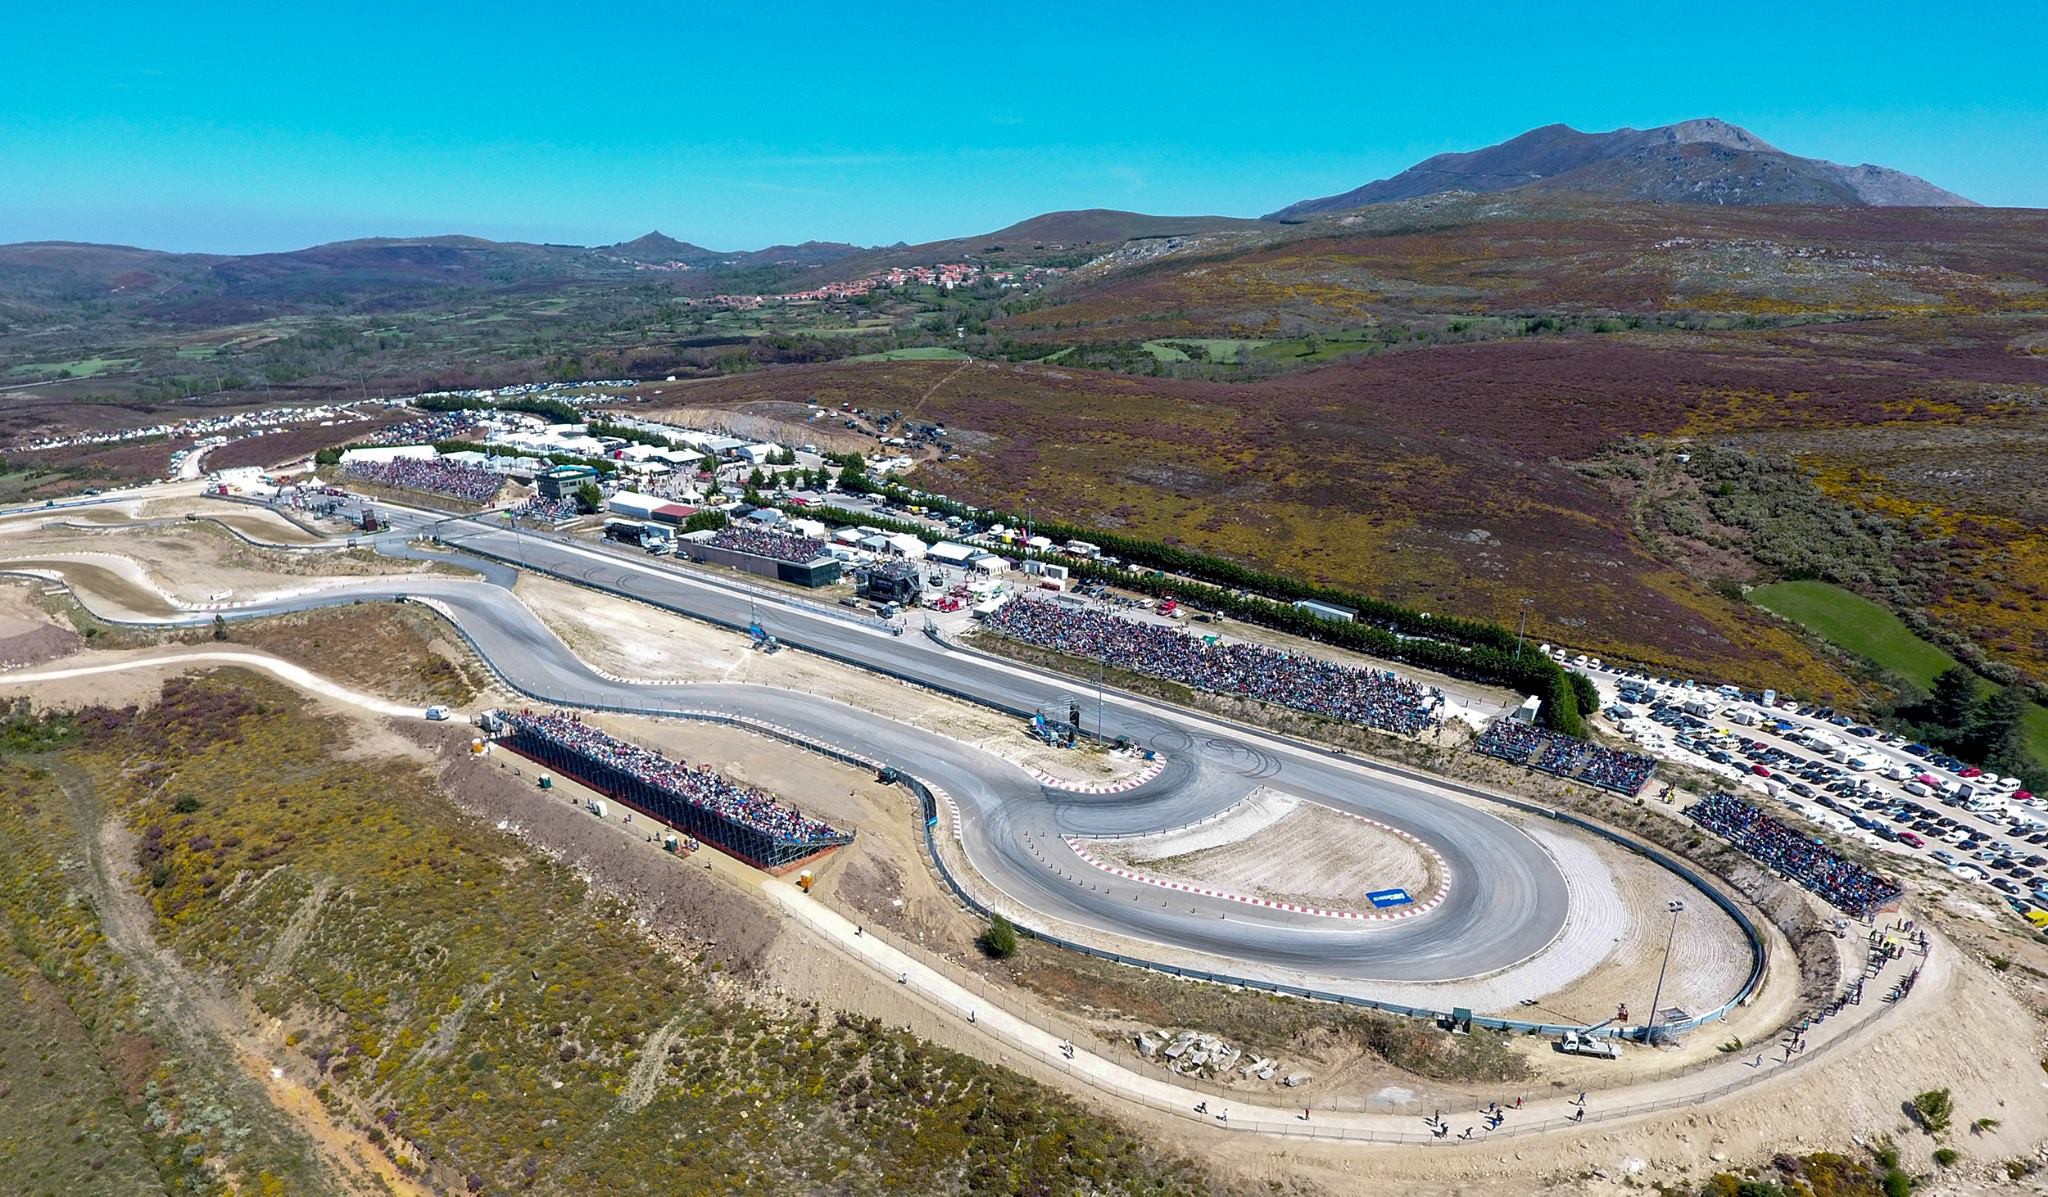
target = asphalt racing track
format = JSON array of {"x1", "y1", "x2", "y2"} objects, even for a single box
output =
[{"x1": 9, "y1": 502, "x2": 1642, "y2": 999}]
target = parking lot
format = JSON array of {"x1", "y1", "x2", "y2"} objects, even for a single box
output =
[{"x1": 1569, "y1": 654, "x2": 2048, "y2": 919}]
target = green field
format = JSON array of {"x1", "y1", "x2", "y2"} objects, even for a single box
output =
[
  {"x1": 6, "y1": 355, "x2": 134, "y2": 378},
  {"x1": 846, "y1": 346, "x2": 970, "y2": 362},
  {"x1": 1751, "y1": 580, "x2": 1958, "y2": 688},
  {"x1": 1141, "y1": 338, "x2": 1269, "y2": 362},
  {"x1": 1754, "y1": 579, "x2": 2048, "y2": 771}
]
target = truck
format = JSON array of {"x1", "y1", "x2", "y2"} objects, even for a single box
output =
[
  {"x1": 1559, "y1": 1030, "x2": 1622, "y2": 1059},
  {"x1": 604, "y1": 518, "x2": 651, "y2": 548}
]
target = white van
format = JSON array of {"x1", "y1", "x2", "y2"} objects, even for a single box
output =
[{"x1": 1903, "y1": 781, "x2": 1933, "y2": 798}]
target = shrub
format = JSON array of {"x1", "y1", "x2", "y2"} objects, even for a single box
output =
[
  {"x1": 1883, "y1": 1167, "x2": 1911, "y2": 1197},
  {"x1": 1932, "y1": 1147, "x2": 1959, "y2": 1167},
  {"x1": 1909, "y1": 1088, "x2": 1953, "y2": 1134},
  {"x1": 980, "y1": 914, "x2": 1018, "y2": 959}
]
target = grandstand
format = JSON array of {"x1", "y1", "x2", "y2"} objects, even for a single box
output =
[
  {"x1": 1685, "y1": 792, "x2": 1902, "y2": 917},
  {"x1": 493, "y1": 709, "x2": 854, "y2": 871},
  {"x1": 981, "y1": 596, "x2": 1437, "y2": 736},
  {"x1": 1475, "y1": 718, "x2": 1655, "y2": 796}
]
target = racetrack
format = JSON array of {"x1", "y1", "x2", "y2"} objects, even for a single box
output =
[{"x1": 1, "y1": 499, "x2": 1747, "y2": 1010}]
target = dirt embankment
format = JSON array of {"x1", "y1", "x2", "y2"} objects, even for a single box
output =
[{"x1": 0, "y1": 578, "x2": 83, "y2": 667}]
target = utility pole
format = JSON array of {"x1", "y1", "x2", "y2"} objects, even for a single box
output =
[
  {"x1": 1642, "y1": 899, "x2": 1685, "y2": 1043},
  {"x1": 1515, "y1": 597, "x2": 1534, "y2": 657}
]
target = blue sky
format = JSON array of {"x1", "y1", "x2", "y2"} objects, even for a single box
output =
[{"x1": 2, "y1": 2, "x2": 2042, "y2": 253}]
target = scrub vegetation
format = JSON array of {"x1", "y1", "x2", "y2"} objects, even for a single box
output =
[{"x1": 0, "y1": 672, "x2": 1230, "y2": 1195}]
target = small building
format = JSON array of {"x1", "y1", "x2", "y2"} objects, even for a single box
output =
[
  {"x1": 650, "y1": 503, "x2": 699, "y2": 526},
  {"x1": 882, "y1": 532, "x2": 927, "y2": 560},
  {"x1": 1293, "y1": 599, "x2": 1358, "y2": 623},
  {"x1": 608, "y1": 491, "x2": 668, "y2": 521},
  {"x1": 927, "y1": 541, "x2": 979, "y2": 568},
  {"x1": 744, "y1": 507, "x2": 784, "y2": 527},
  {"x1": 831, "y1": 527, "x2": 865, "y2": 546},
  {"x1": 1510, "y1": 695, "x2": 1543, "y2": 725},
  {"x1": 859, "y1": 560, "x2": 921, "y2": 604},
  {"x1": 786, "y1": 517, "x2": 827, "y2": 539},
  {"x1": 736, "y1": 442, "x2": 782, "y2": 465},
  {"x1": 536, "y1": 464, "x2": 600, "y2": 501}
]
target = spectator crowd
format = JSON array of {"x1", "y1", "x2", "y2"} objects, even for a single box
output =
[
  {"x1": 1476, "y1": 719, "x2": 1655, "y2": 796},
  {"x1": 503, "y1": 710, "x2": 848, "y2": 846},
  {"x1": 343, "y1": 456, "x2": 503, "y2": 503},
  {"x1": 709, "y1": 525, "x2": 830, "y2": 564},
  {"x1": 361, "y1": 411, "x2": 484, "y2": 447},
  {"x1": 1686, "y1": 792, "x2": 1903, "y2": 917},
  {"x1": 511, "y1": 494, "x2": 581, "y2": 523},
  {"x1": 982, "y1": 597, "x2": 1437, "y2": 735}
]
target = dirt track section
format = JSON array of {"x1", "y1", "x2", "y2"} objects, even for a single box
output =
[{"x1": 49, "y1": 763, "x2": 429, "y2": 1197}]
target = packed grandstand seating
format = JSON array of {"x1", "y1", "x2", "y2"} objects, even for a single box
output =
[
  {"x1": 1686, "y1": 792, "x2": 1903, "y2": 917},
  {"x1": 343, "y1": 456, "x2": 503, "y2": 503},
  {"x1": 981, "y1": 596, "x2": 1436, "y2": 735},
  {"x1": 510, "y1": 494, "x2": 581, "y2": 523},
  {"x1": 502, "y1": 710, "x2": 846, "y2": 845},
  {"x1": 1475, "y1": 719, "x2": 1656, "y2": 796},
  {"x1": 708, "y1": 524, "x2": 830, "y2": 564}
]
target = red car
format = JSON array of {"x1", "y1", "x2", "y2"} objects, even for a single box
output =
[
  {"x1": 1751, "y1": 764, "x2": 1772, "y2": 778},
  {"x1": 1899, "y1": 832, "x2": 1924, "y2": 848},
  {"x1": 1958, "y1": 766, "x2": 1982, "y2": 778}
]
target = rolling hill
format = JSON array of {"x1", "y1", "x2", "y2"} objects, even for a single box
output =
[{"x1": 1266, "y1": 119, "x2": 1977, "y2": 218}]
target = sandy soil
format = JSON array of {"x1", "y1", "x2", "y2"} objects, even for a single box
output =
[
  {"x1": 514, "y1": 573, "x2": 1148, "y2": 785},
  {"x1": 1083, "y1": 788, "x2": 1440, "y2": 915},
  {"x1": 0, "y1": 523, "x2": 428, "y2": 612},
  {"x1": 0, "y1": 577, "x2": 82, "y2": 667},
  {"x1": 128, "y1": 498, "x2": 330, "y2": 544}
]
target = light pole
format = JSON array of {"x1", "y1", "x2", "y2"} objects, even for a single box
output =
[
  {"x1": 1514, "y1": 597, "x2": 1534, "y2": 657},
  {"x1": 1643, "y1": 899, "x2": 1685, "y2": 1043}
]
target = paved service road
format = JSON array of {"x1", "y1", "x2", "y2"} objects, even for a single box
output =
[{"x1": 18, "y1": 505, "x2": 1583, "y2": 993}]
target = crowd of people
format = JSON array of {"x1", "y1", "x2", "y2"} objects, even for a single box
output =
[
  {"x1": 510, "y1": 494, "x2": 581, "y2": 523},
  {"x1": 1475, "y1": 720, "x2": 1655, "y2": 796},
  {"x1": 360, "y1": 411, "x2": 483, "y2": 448},
  {"x1": 1686, "y1": 792, "x2": 1903, "y2": 917},
  {"x1": 343, "y1": 456, "x2": 504, "y2": 503},
  {"x1": 503, "y1": 710, "x2": 848, "y2": 846},
  {"x1": 709, "y1": 524, "x2": 830, "y2": 564},
  {"x1": 981, "y1": 597, "x2": 1437, "y2": 735}
]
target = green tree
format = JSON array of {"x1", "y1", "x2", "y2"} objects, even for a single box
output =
[
  {"x1": 574, "y1": 481, "x2": 604, "y2": 513},
  {"x1": 681, "y1": 510, "x2": 728, "y2": 534},
  {"x1": 1567, "y1": 671, "x2": 1601, "y2": 719},
  {"x1": 212, "y1": 614, "x2": 228, "y2": 642},
  {"x1": 981, "y1": 913, "x2": 1017, "y2": 958},
  {"x1": 1971, "y1": 686, "x2": 2027, "y2": 768},
  {"x1": 747, "y1": 468, "x2": 765, "y2": 489},
  {"x1": 1929, "y1": 668, "x2": 1979, "y2": 733}
]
